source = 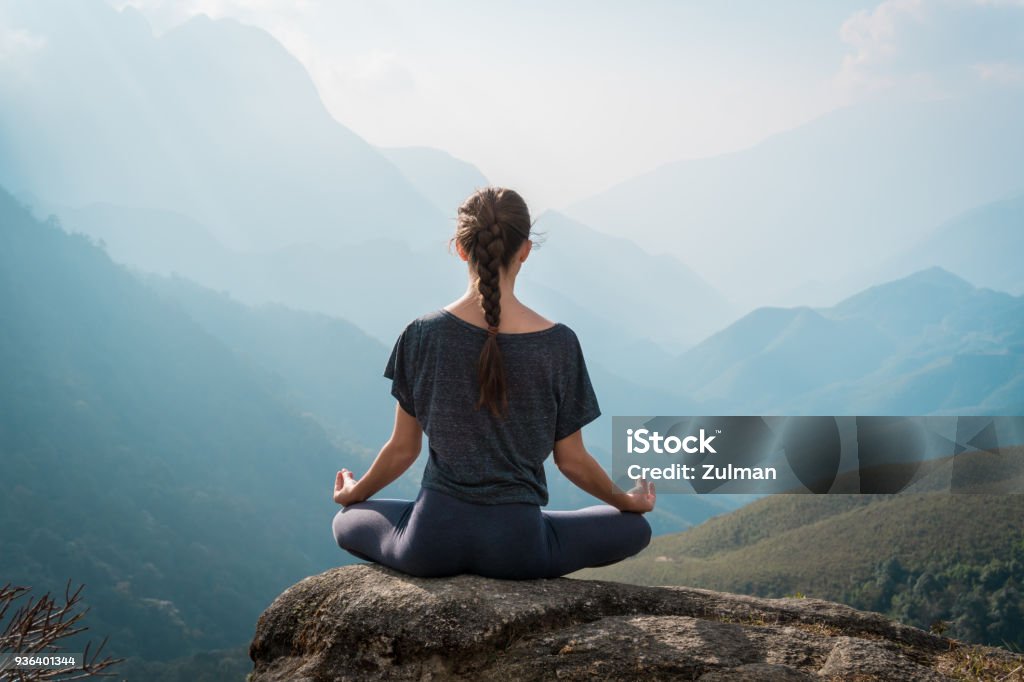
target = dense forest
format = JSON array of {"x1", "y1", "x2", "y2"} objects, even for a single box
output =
[{"x1": 846, "y1": 536, "x2": 1024, "y2": 650}]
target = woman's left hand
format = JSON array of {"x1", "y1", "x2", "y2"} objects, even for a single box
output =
[{"x1": 333, "y1": 469, "x2": 360, "y2": 506}]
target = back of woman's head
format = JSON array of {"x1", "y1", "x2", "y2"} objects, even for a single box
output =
[{"x1": 451, "y1": 186, "x2": 532, "y2": 418}]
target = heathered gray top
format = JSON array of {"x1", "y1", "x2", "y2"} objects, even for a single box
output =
[{"x1": 383, "y1": 308, "x2": 601, "y2": 506}]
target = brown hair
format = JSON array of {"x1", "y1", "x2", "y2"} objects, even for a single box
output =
[{"x1": 450, "y1": 186, "x2": 534, "y2": 418}]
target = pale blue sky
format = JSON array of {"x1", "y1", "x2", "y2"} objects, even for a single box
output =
[{"x1": 81, "y1": 0, "x2": 1024, "y2": 210}]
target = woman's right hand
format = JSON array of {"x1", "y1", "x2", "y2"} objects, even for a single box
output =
[
  {"x1": 333, "y1": 469, "x2": 360, "y2": 507},
  {"x1": 618, "y1": 479, "x2": 656, "y2": 513}
]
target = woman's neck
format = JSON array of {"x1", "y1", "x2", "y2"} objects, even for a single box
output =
[
  {"x1": 460, "y1": 276, "x2": 519, "y2": 306},
  {"x1": 449, "y1": 278, "x2": 523, "y2": 320}
]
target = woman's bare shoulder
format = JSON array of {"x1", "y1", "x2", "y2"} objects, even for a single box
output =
[
  {"x1": 525, "y1": 307, "x2": 557, "y2": 328},
  {"x1": 505, "y1": 304, "x2": 558, "y2": 333}
]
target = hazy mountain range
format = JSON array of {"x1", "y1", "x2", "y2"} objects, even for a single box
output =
[
  {"x1": 856, "y1": 190, "x2": 1024, "y2": 299},
  {"x1": 0, "y1": 187, "x2": 380, "y2": 663},
  {"x1": 5, "y1": 0, "x2": 1021, "y2": 358},
  {"x1": 25, "y1": 196, "x2": 734, "y2": 360},
  {"x1": 376, "y1": 145, "x2": 491, "y2": 219},
  {"x1": 659, "y1": 266, "x2": 1024, "y2": 415},
  {"x1": 564, "y1": 91, "x2": 1024, "y2": 310},
  {"x1": 0, "y1": 0, "x2": 447, "y2": 252}
]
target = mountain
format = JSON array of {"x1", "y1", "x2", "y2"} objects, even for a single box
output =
[
  {"x1": 21, "y1": 200, "x2": 251, "y2": 294},
  {"x1": 523, "y1": 210, "x2": 735, "y2": 350},
  {"x1": 805, "y1": 268, "x2": 1024, "y2": 414},
  {"x1": 782, "y1": 190, "x2": 1024, "y2": 307},
  {"x1": 39, "y1": 194, "x2": 1021, "y2": 420},
  {"x1": 563, "y1": 92, "x2": 1024, "y2": 310},
  {"x1": 376, "y1": 145, "x2": 491, "y2": 218},
  {"x1": 0, "y1": 0, "x2": 739, "y2": 357},
  {"x1": 0, "y1": 0, "x2": 446, "y2": 251},
  {"x1": 23, "y1": 196, "x2": 464, "y2": 340},
  {"x1": 659, "y1": 267, "x2": 1024, "y2": 414},
  {"x1": 140, "y1": 273, "x2": 399, "y2": 447},
  {"x1": 0, "y1": 186, "x2": 375, "y2": 663},
  {"x1": 45, "y1": 196, "x2": 1022, "y2": 420},
  {"x1": 37, "y1": 196, "x2": 729, "y2": 367},
  {"x1": 576, "y1": 447, "x2": 1024, "y2": 649},
  {"x1": 882, "y1": 190, "x2": 1024, "y2": 297}
]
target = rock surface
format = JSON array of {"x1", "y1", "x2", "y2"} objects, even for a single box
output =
[{"x1": 248, "y1": 564, "x2": 1022, "y2": 681}]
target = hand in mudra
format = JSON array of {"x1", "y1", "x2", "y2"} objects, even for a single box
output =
[
  {"x1": 333, "y1": 469, "x2": 359, "y2": 506},
  {"x1": 621, "y1": 479, "x2": 656, "y2": 513}
]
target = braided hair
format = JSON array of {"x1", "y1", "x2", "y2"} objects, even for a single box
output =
[{"x1": 451, "y1": 187, "x2": 533, "y2": 418}]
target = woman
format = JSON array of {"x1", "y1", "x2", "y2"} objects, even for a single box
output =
[{"x1": 331, "y1": 186, "x2": 655, "y2": 580}]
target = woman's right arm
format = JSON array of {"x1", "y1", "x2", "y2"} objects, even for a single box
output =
[{"x1": 553, "y1": 430, "x2": 655, "y2": 513}]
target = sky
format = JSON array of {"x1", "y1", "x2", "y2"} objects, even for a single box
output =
[{"x1": 70, "y1": 0, "x2": 1024, "y2": 212}]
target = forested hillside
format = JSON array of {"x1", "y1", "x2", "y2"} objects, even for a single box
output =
[
  {"x1": 0, "y1": 187, "x2": 367, "y2": 665},
  {"x1": 578, "y1": 452, "x2": 1024, "y2": 650}
]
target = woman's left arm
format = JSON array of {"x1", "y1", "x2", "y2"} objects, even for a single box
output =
[{"x1": 334, "y1": 403, "x2": 423, "y2": 506}]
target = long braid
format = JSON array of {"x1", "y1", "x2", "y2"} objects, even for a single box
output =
[
  {"x1": 475, "y1": 220, "x2": 504, "y2": 330},
  {"x1": 451, "y1": 186, "x2": 532, "y2": 419},
  {"x1": 474, "y1": 218, "x2": 508, "y2": 417}
]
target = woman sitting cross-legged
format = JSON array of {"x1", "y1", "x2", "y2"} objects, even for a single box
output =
[{"x1": 331, "y1": 186, "x2": 655, "y2": 580}]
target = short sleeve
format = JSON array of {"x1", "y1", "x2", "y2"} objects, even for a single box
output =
[
  {"x1": 554, "y1": 330, "x2": 602, "y2": 441},
  {"x1": 383, "y1": 321, "x2": 418, "y2": 417}
]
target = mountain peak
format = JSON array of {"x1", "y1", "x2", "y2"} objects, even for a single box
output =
[
  {"x1": 831, "y1": 266, "x2": 975, "y2": 317},
  {"x1": 901, "y1": 265, "x2": 975, "y2": 290}
]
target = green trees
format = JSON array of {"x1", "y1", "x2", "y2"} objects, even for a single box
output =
[{"x1": 844, "y1": 535, "x2": 1024, "y2": 650}]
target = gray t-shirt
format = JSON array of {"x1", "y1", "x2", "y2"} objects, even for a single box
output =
[{"x1": 383, "y1": 308, "x2": 601, "y2": 506}]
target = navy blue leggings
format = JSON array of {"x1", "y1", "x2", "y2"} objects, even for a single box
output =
[{"x1": 332, "y1": 487, "x2": 652, "y2": 579}]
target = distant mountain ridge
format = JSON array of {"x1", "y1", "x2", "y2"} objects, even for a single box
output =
[
  {"x1": 777, "y1": 189, "x2": 1024, "y2": 309},
  {"x1": 376, "y1": 145, "x2": 491, "y2": 219},
  {"x1": 564, "y1": 92, "x2": 1024, "y2": 310},
  {"x1": 32, "y1": 194, "x2": 732, "y2": 370},
  {"x1": 660, "y1": 266, "x2": 1024, "y2": 414},
  {"x1": 841, "y1": 190, "x2": 1024, "y2": 302},
  {"x1": 140, "y1": 272, "x2": 399, "y2": 447},
  {"x1": 0, "y1": 0, "x2": 741, "y2": 360},
  {"x1": 40, "y1": 193, "x2": 1023, "y2": 420}
]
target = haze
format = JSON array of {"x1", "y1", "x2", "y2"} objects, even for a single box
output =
[{"x1": 100, "y1": 0, "x2": 984, "y2": 213}]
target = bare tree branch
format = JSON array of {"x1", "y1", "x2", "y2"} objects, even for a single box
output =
[{"x1": 0, "y1": 579, "x2": 124, "y2": 681}]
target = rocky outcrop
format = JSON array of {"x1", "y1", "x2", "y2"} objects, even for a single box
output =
[{"x1": 248, "y1": 564, "x2": 1022, "y2": 681}]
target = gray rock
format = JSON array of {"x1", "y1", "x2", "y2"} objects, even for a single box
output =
[{"x1": 248, "y1": 564, "x2": 1020, "y2": 681}]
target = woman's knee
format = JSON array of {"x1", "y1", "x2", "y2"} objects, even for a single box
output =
[
  {"x1": 624, "y1": 512, "x2": 653, "y2": 556},
  {"x1": 331, "y1": 508, "x2": 350, "y2": 548},
  {"x1": 332, "y1": 506, "x2": 369, "y2": 550}
]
